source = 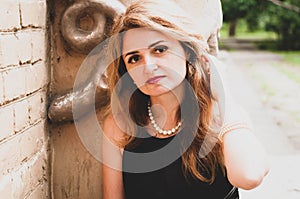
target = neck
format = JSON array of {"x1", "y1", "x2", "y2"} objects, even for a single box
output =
[
  {"x1": 151, "y1": 96, "x2": 179, "y2": 115},
  {"x1": 150, "y1": 81, "x2": 184, "y2": 110},
  {"x1": 149, "y1": 82, "x2": 184, "y2": 129}
]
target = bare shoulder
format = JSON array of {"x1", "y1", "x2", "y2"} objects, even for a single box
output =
[{"x1": 103, "y1": 114, "x2": 126, "y2": 147}]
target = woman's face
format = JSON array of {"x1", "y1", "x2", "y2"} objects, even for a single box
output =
[{"x1": 122, "y1": 28, "x2": 187, "y2": 97}]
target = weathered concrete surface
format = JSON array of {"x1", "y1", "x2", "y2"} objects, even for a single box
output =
[{"x1": 49, "y1": 0, "x2": 107, "y2": 198}]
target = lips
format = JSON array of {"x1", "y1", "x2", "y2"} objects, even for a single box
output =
[{"x1": 146, "y1": 75, "x2": 165, "y2": 84}]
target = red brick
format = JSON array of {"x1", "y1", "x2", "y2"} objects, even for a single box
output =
[
  {"x1": 3, "y1": 66, "x2": 27, "y2": 101},
  {"x1": 0, "y1": 104, "x2": 14, "y2": 141},
  {"x1": 0, "y1": 120, "x2": 45, "y2": 177},
  {"x1": 16, "y1": 31, "x2": 32, "y2": 64},
  {"x1": 0, "y1": 0, "x2": 21, "y2": 31},
  {"x1": 0, "y1": 174, "x2": 13, "y2": 199},
  {"x1": 25, "y1": 63, "x2": 48, "y2": 94},
  {"x1": 0, "y1": 73, "x2": 4, "y2": 104},
  {"x1": 0, "y1": 33, "x2": 19, "y2": 67},
  {"x1": 12, "y1": 152, "x2": 47, "y2": 198},
  {"x1": 20, "y1": 0, "x2": 46, "y2": 28},
  {"x1": 13, "y1": 99, "x2": 29, "y2": 133},
  {"x1": 31, "y1": 30, "x2": 46, "y2": 62},
  {"x1": 28, "y1": 92, "x2": 47, "y2": 125}
]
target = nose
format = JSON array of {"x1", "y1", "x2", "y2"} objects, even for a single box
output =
[{"x1": 143, "y1": 55, "x2": 158, "y2": 74}]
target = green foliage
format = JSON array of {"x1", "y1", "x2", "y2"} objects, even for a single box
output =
[
  {"x1": 221, "y1": 0, "x2": 300, "y2": 50},
  {"x1": 264, "y1": 0, "x2": 300, "y2": 50},
  {"x1": 222, "y1": 0, "x2": 256, "y2": 22},
  {"x1": 222, "y1": 0, "x2": 264, "y2": 37},
  {"x1": 276, "y1": 51, "x2": 300, "y2": 65},
  {"x1": 244, "y1": 1, "x2": 270, "y2": 31},
  {"x1": 221, "y1": 20, "x2": 277, "y2": 39}
]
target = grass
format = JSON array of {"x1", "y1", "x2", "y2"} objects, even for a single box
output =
[
  {"x1": 275, "y1": 51, "x2": 300, "y2": 66},
  {"x1": 220, "y1": 21, "x2": 300, "y2": 124},
  {"x1": 272, "y1": 57, "x2": 300, "y2": 87},
  {"x1": 220, "y1": 20, "x2": 277, "y2": 40},
  {"x1": 220, "y1": 20, "x2": 278, "y2": 51},
  {"x1": 273, "y1": 51, "x2": 300, "y2": 86},
  {"x1": 250, "y1": 70, "x2": 275, "y2": 102},
  {"x1": 276, "y1": 65, "x2": 300, "y2": 85},
  {"x1": 290, "y1": 111, "x2": 300, "y2": 123},
  {"x1": 220, "y1": 20, "x2": 300, "y2": 86}
]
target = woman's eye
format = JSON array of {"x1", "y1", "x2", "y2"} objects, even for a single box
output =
[
  {"x1": 153, "y1": 45, "x2": 168, "y2": 54},
  {"x1": 128, "y1": 55, "x2": 140, "y2": 64}
]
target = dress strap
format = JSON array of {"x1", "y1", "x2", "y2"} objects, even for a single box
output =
[{"x1": 224, "y1": 186, "x2": 238, "y2": 199}]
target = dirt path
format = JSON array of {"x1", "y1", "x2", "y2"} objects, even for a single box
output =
[{"x1": 218, "y1": 48, "x2": 300, "y2": 198}]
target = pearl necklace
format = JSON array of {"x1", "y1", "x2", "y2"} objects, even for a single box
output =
[{"x1": 147, "y1": 102, "x2": 182, "y2": 136}]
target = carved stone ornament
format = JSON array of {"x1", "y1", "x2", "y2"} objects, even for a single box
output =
[
  {"x1": 61, "y1": 0, "x2": 125, "y2": 54},
  {"x1": 48, "y1": 0, "x2": 125, "y2": 123}
]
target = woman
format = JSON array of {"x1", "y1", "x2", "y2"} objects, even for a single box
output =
[{"x1": 101, "y1": 0, "x2": 269, "y2": 198}]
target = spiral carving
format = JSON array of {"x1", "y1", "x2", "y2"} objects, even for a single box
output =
[
  {"x1": 61, "y1": 0, "x2": 125, "y2": 54},
  {"x1": 48, "y1": 0, "x2": 125, "y2": 123}
]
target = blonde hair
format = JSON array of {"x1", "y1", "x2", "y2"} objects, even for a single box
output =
[{"x1": 104, "y1": 0, "x2": 224, "y2": 183}]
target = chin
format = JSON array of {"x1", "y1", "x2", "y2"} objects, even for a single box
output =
[{"x1": 139, "y1": 83, "x2": 178, "y2": 97}]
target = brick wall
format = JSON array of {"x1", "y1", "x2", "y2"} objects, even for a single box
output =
[{"x1": 0, "y1": 0, "x2": 49, "y2": 198}]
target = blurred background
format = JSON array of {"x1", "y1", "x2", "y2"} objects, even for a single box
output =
[{"x1": 219, "y1": 0, "x2": 300, "y2": 198}]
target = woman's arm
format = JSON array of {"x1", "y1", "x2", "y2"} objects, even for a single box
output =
[
  {"x1": 206, "y1": 54, "x2": 270, "y2": 190},
  {"x1": 102, "y1": 115, "x2": 125, "y2": 199},
  {"x1": 221, "y1": 94, "x2": 270, "y2": 190},
  {"x1": 102, "y1": 164, "x2": 124, "y2": 199}
]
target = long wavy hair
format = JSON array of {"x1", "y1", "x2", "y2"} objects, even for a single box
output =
[{"x1": 103, "y1": 0, "x2": 224, "y2": 183}]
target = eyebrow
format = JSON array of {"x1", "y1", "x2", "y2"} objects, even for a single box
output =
[{"x1": 124, "y1": 40, "x2": 166, "y2": 58}]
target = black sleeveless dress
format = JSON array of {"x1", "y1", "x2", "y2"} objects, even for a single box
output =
[{"x1": 122, "y1": 131, "x2": 239, "y2": 199}]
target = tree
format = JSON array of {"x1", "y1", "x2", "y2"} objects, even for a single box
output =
[
  {"x1": 222, "y1": 0, "x2": 300, "y2": 50},
  {"x1": 221, "y1": 0, "x2": 256, "y2": 36},
  {"x1": 264, "y1": 0, "x2": 300, "y2": 50}
]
